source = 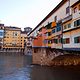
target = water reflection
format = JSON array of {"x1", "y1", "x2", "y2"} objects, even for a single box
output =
[
  {"x1": 31, "y1": 65, "x2": 80, "y2": 80},
  {"x1": 0, "y1": 53, "x2": 31, "y2": 80},
  {"x1": 0, "y1": 53, "x2": 80, "y2": 80}
]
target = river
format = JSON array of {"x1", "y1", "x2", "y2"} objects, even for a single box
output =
[{"x1": 0, "y1": 53, "x2": 80, "y2": 80}]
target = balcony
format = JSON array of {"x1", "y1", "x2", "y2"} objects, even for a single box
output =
[{"x1": 62, "y1": 15, "x2": 72, "y2": 23}]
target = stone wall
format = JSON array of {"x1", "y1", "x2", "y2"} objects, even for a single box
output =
[{"x1": 32, "y1": 48, "x2": 63, "y2": 66}]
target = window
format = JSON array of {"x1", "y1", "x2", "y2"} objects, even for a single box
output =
[
  {"x1": 77, "y1": 19, "x2": 80, "y2": 26},
  {"x1": 74, "y1": 21, "x2": 77, "y2": 27},
  {"x1": 54, "y1": 16, "x2": 57, "y2": 22},
  {"x1": 73, "y1": 7, "x2": 77, "y2": 13},
  {"x1": 74, "y1": 19, "x2": 80, "y2": 27},
  {"x1": 15, "y1": 33, "x2": 17, "y2": 36},
  {"x1": 63, "y1": 38, "x2": 70, "y2": 44},
  {"x1": 54, "y1": 39, "x2": 58, "y2": 44},
  {"x1": 74, "y1": 36, "x2": 80, "y2": 43},
  {"x1": 56, "y1": 23, "x2": 61, "y2": 32},
  {"x1": 66, "y1": 6, "x2": 70, "y2": 14},
  {"x1": 64, "y1": 25, "x2": 67, "y2": 30},
  {"x1": 56, "y1": 26, "x2": 61, "y2": 32},
  {"x1": 48, "y1": 40, "x2": 52, "y2": 44},
  {"x1": 66, "y1": 38, "x2": 70, "y2": 43},
  {"x1": 52, "y1": 29, "x2": 55, "y2": 33},
  {"x1": 68, "y1": 23, "x2": 71, "y2": 28},
  {"x1": 0, "y1": 32, "x2": 3, "y2": 36},
  {"x1": 59, "y1": 38, "x2": 62, "y2": 43}
]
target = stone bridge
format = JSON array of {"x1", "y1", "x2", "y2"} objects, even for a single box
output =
[{"x1": 32, "y1": 48, "x2": 80, "y2": 66}]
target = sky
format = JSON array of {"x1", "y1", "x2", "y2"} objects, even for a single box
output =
[{"x1": 0, "y1": 0, "x2": 62, "y2": 30}]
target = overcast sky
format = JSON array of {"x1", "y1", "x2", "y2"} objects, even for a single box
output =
[{"x1": 0, "y1": 0, "x2": 62, "y2": 30}]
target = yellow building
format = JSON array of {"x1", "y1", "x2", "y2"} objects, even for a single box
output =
[
  {"x1": 21, "y1": 31, "x2": 27, "y2": 51},
  {"x1": 3, "y1": 27, "x2": 21, "y2": 50}
]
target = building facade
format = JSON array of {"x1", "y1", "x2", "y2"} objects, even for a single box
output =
[
  {"x1": 0, "y1": 24, "x2": 28, "y2": 52},
  {"x1": 21, "y1": 31, "x2": 27, "y2": 51},
  {"x1": 3, "y1": 27, "x2": 21, "y2": 51}
]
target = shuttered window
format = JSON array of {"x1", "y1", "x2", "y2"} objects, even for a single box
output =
[
  {"x1": 63, "y1": 38, "x2": 70, "y2": 44},
  {"x1": 74, "y1": 36, "x2": 80, "y2": 43}
]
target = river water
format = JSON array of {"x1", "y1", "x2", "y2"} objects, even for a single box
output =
[{"x1": 0, "y1": 53, "x2": 80, "y2": 80}]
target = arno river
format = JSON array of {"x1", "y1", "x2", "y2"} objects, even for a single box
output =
[{"x1": 0, "y1": 53, "x2": 80, "y2": 80}]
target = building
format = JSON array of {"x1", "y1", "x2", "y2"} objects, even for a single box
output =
[
  {"x1": 24, "y1": 27, "x2": 32, "y2": 34},
  {"x1": 28, "y1": 0, "x2": 80, "y2": 65},
  {"x1": 3, "y1": 26, "x2": 21, "y2": 51},
  {"x1": 0, "y1": 23, "x2": 29, "y2": 52},
  {"x1": 21, "y1": 31, "x2": 27, "y2": 51},
  {"x1": 29, "y1": 0, "x2": 80, "y2": 51}
]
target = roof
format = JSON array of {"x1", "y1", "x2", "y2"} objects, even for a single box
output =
[
  {"x1": 24, "y1": 27, "x2": 32, "y2": 29},
  {"x1": 21, "y1": 31, "x2": 28, "y2": 34},
  {"x1": 28, "y1": 0, "x2": 67, "y2": 36},
  {"x1": 4, "y1": 26, "x2": 21, "y2": 31},
  {"x1": 71, "y1": 0, "x2": 79, "y2": 7}
]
